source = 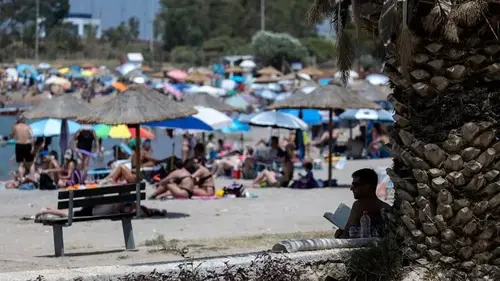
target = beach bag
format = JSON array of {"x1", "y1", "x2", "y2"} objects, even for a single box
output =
[
  {"x1": 39, "y1": 173, "x2": 56, "y2": 190},
  {"x1": 223, "y1": 182, "x2": 246, "y2": 198},
  {"x1": 67, "y1": 169, "x2": 83, "y2": 186}
]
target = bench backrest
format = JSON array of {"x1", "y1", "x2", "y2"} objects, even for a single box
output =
[{"x1": 57, "y1": 183, "x2": 146, "y2": 210}]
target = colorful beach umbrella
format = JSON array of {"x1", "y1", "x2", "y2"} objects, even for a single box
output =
[
  {"x1": 167, "y1": 69, "x2": 188, "y2": 81},
  {"x1": 95, "y1": 124, "x2": 155, "y2": 139}
]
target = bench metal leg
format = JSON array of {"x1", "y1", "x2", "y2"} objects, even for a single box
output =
[
  {"x1": 52, "y1": 225, "x2": 64, "y2": 257},
  {"x1": 121, "y1": 218, "x2": 136, "y2": 250}
]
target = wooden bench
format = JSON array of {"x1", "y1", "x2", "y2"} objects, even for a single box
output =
[{"x1": 37, "y1": 183, "x2": 146, "y2": 257}]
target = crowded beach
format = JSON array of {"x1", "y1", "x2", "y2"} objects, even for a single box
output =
[
  {"x1": 1, "y1": 57, "x2": 393, "y2": 192},
  {"x1": 0, "y1": 57, "x2": 394, "y2": 264}
]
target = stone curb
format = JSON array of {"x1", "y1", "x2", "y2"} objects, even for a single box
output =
[{"x1": 0, "y1": 249, "x2": 351, "y2": 281}]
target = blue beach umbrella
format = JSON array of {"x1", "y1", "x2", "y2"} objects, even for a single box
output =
[
  {"x1": 30, "y1": 118, "x2": 81, "y2": 137},
  {"x1": 339, "y1": 109, "x2": 394, "y2": 123},
  {"x1": 16, "y1": 64, "x2": 38, "y2": 78},
  {"x1": 146, "y1": 117, "x2": 214, "y2": 131},
  {"x1": 221, "y1": 119, "x2": 250, "y2": 133},
  {"x1": 231, "y1": 76, "x2": 245, "y2": 83},
  {"x1": 279, "y1": 109, "x2": 322, "y2": 126}
]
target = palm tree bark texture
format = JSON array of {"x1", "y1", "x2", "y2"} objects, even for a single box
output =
[{"x1": 309, "y1": 0, "x2": 500, "y2": 277}]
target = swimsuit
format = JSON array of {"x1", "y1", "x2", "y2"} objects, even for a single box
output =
[
  {"x1": 76, "y1": 130, "x2": 95, "y2": 153},
  {"x1": 15, "y1": 143, "x2": 34, "y2": 163},
  {"x1": 197, "y1": 173, "x2": 214, "y2": 187},
  {"x1": 175, "y1": 176, "x2": 194, "y2": 198}
]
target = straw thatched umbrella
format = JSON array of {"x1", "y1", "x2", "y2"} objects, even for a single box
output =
[
  {"x1": 268, "y1": 84, "x2": 381, "y2": 184},
  {"x1": 350, "y1": 81, "x2": 390, "y2": 102},
  {"x1": 78, "y1": 85, "x2": 197, "y2": 215},
  {"x1": 23, "y1": 94, "x2": 93, "y2": 162},
  {"x1": 299, "y1": 67, "x2": 324, "y2": 77},
  {"x1": 183, "y1": 92, "x2": 237, "y2": 113},
  {"x1": 185, "y1": 72, "x2": 209, "y2": 84},
  {"x1": 258, "y1": 66, "x2": 283, "y2": 76},
  {"x1": 254, "y1": 76, "x2": 281, "y2": 83},
  {"x1": 23, "y1": 94, "x2": 91, "y2": 120},
  {"x1": 225, "y1": 66, "x2": 247, "y2": 74}
]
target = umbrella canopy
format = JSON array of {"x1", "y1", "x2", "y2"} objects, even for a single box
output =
[
  {"x1": 239, "y1": 60, "x2": 256, "y2": 68},
  {"x1": 30, "y1": 118, "x2": 81, "y2": 137},
  {"x1": 299, "y1": 67, "x2": 324, "y2": 77},
  {"x1": 23, "y1": 94, "x2": 92, "y2": 120},
  {"x1": 351, "y1": 81, "x2": 390, "y2": 102},
  {"x1": 258, "y1": 66, "x2": 282, "y2": 76},
  {"x1": 94, "y1": 124, "x2": 155, "y2": 139},
  {"x1": 192, "y1": 106, "x2": 232, "y2": 130},
  {"x1": 78, "y1": 85, "x2": 197, "y2": 125},
  {"x1": 249, "y1": 111, "x2": 308, "y2": 130},
  {"x1": 365, "y1": 74, "x2": 389, "y2": 86},
  {"x1": 225, "y1": 66, "x2": 247, "y2": 73},
  {"x1": 185, "y1": 72, "x2": 208, "y2": 83},
  {"x1": 183, "y1": 92, "x2": 237, "y2": 112},
  {"x1": 221, "y1": 119, "x2": 250, "y2": 133},
  {"x1": 267, "y1": 84, "x2": 381, "y2": 110},
  {"x1": 167, "y1": 69, "x2": 188, "y2": 81},
  {"x1": 45, "y1": 76, "x2": 71, "y2": 86},
  {"x1": 147, "y1": 106, "x2": 231, "y2": 131},
  {"x1": 254, "y1": 76, "x2": 281, "y2": 84},
  {"x1": 163, "y1": 82, "x2": 184, "y2": 100},
  {"x1": 147, "y1": 116, "x2": 214, "y2": 131},
  {"x1": 186, "y1": 85, "x2": 226, "y2": 97},
  {"x1": 339, "y1": 109, "x2": 394, "y2": 123},
  {"x1": 279, "y1": 109, "x2": 322, "y2": 125}
]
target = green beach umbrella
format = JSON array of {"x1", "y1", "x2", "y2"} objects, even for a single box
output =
[{"x1": 93, "y1": 124, "x2": 111, "y2": 139}]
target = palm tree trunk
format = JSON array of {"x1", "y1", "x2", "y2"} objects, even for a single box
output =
[{"x1": 309, "y1": 0, "x2": 500, "y2": 276}]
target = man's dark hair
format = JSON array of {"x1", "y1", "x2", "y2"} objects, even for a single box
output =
[
  {"x1": 303, "y1": 162, "x2": 313, "y2": 171},
  {"x1": 352, "y1": 168, "x2": 378, "y2": 190}
]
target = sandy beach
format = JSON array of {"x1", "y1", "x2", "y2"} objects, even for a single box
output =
[{"x1": 0, "y1": 158, "x2": 392, "y2": 272}]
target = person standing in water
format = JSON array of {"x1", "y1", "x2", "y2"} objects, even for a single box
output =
[
  {"x1": 72, "y1": 124, "x2": 98, "y2": 179},
  {"x1": 10, "y1": 116, "x2": 35, "y2": 176}
]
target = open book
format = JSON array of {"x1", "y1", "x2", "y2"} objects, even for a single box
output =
[{"x1": 323, "y1": 203, "x2": 351, "y2": 229}]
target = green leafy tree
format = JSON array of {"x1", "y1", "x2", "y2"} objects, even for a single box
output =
[
  {"x1": 127, "y1": 17, "x2": 140, "y2": 40},
  {"x1": 0, "y1": 0, "x2": 69, "y2": 32},
  {"x1": 170, "y1": 46, "x2": 200, "y2": 65},
  {"x1": 300, "y1": 37, "x2": 337, "y2": 64},
  {"x1": 252, "y1": 31, "x2": 308, "y2": 68},
  {"x1": 158, "y1": 0, "x2": 316, "y2": 51}
]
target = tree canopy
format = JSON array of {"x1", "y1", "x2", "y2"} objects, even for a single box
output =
[{"x1": 157, "y1": 0, "x2": 317, "y2": 51}]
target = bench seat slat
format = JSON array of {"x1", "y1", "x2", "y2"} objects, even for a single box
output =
[
  {"x1": 58, "y1": 183, "x2": 146, "y2": 200},
  {"x1": 58, "y1": 193, "x2": 145, "y2": 209},
  {"x1": 40, "y1": 213, "x2": 135, "y2": 225}
]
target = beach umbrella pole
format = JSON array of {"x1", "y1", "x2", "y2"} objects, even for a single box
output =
[
  {"x1": 328, "y1": 109, "x2": 333, "y2": 185},
  {"x1": 134, "y1": 124, "x2": 141, "y2": 218}
]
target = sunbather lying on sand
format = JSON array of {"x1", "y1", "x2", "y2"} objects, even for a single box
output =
[{"x1": 35, "y1": 203, "x2": 166, "y2": 220}]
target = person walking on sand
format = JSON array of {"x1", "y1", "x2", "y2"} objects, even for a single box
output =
[{"x1": 10, "y1": 116, "x2": 35, "y2": 176}]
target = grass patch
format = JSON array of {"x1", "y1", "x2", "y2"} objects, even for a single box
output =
[{"x1": 143, "y1": 230, "x2": 334, "y2": 256}]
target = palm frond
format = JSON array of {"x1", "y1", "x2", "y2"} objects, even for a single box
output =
[
  {"x1": 378, "y1": 0, "x2": 400, "y2": 47},
  {"x1": 423, "y1": 0, "x2": 451, "y2": 33},
  {"x1": 336, "y1": 3, "x2": 355, "y2": 86},
  {"x1": 450, "y1": 0, "x2": 487, "y2": 27},
  {"x1": 307, "y1": 0, "x2": 335, "y2": 24}
]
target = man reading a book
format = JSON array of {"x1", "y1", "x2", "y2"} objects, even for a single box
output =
[{"x1": 335, "y1": 168, "x2": 391, "y2": 238}]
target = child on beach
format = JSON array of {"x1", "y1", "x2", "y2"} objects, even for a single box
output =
[{"x1": 292, "y1": 161, "x2": 319, "y2": 189}]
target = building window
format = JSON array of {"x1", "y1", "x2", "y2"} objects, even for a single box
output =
[
  {"x1": 83, "y1": 24, "x2": 90, "y2": 37},
  {"x1": 71, "y1": 24, "x2": 79, "y2": 37}
]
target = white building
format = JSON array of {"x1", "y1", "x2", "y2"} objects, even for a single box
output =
[{"x1": 63, "y1": 13, "x2": 102, "y2": 38}]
